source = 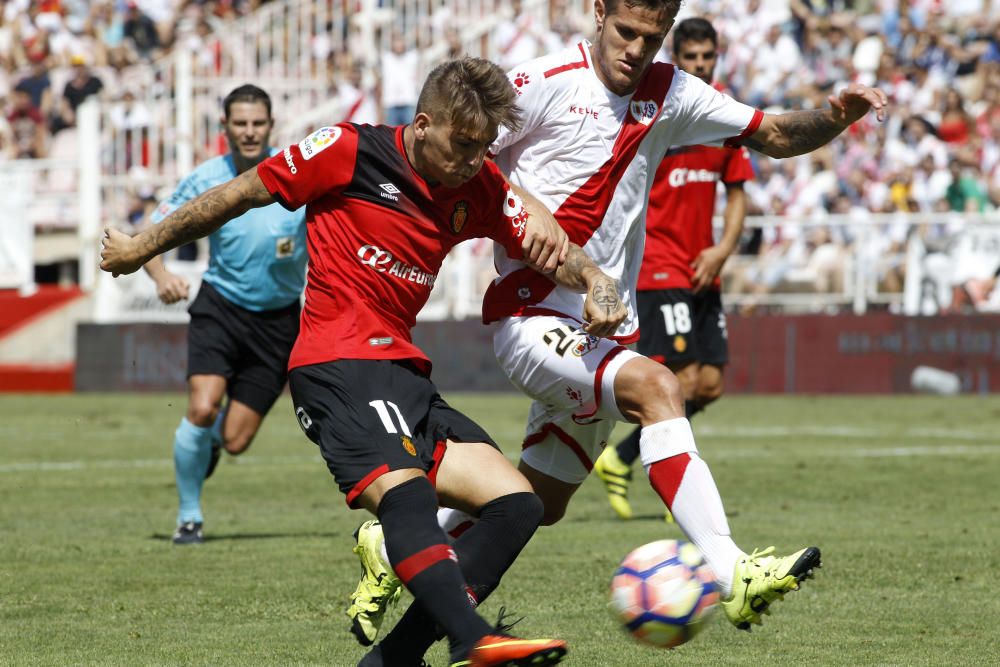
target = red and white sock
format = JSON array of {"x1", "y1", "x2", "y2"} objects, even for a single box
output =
[
  {"x1": 641, "y1": 418, "x2": 743, "y2": 596},
  {"x1": 437, "y1": 507, "x2": 476, "y2": 540}
]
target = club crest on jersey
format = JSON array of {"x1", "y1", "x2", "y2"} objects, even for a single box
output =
[
  {"x1": 503, "y1": 191, "x2": 528, "y2": 238},
  {"x1": 450, "y1": 200, "x2": 469, "y2": 234},
  {"x1": 299, "y1": 126, "x2": 341, "y2": 160},
  {"x1": 571, "y1": 334, "x2": 600, "y2": 357},
  {"x1": 401, "y1": 435, "x2": 417, "y2": 456},
  {"x1": 629, "y1": 99, "x2": 658, "y2": 126}
]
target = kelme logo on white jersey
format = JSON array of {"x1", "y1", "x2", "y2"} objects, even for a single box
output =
[
  {"x1": 502, "y1": 190, "x2": 528, "y2": 238},
  {"x1": 667, "y1": 168, "x2": 721, "y2": 188},
  {"x1": 629, "y1": 99, "x2": 658, "y2": 126},
  {"x1": 299, "y1": 126, "x2": 341, "y2": 160}
]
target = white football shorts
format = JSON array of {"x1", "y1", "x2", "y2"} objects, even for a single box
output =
[{"x1": 493, "y1": 314, "x2": 641, "y2": 484}]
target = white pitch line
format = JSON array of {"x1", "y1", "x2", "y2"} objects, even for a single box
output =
[
  {"x1": 696, "y1": 425, "x2": 996, "y2": 442},
  {"x1": 3, "y1": 442, "x2": 1000, "y2": 474},
  {"x1": 0, "y1": 454, "x2": 322, "y2": 474}
]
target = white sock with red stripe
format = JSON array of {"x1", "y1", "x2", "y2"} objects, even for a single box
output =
[
  {"x1": 438, "y1": 507, "x2": 477, "y2": 539},
  {"x1": 641, "y1": 418, "x2": 743, "y2": 596}
]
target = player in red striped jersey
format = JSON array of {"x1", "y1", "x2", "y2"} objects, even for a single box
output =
[
  {"x1": 100, "y1": 58, "x2": 629, "y2": 667},
  {"x1": 593, "y1": 17, "x2": 753, "y2": 520}
]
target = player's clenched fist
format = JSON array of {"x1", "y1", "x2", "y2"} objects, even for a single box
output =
[
  {"x1": 583, "y1": 275, "x2": 626, "y2": 338},
  {"x1": 100, "y1": 227, "x2": 146, "y2": 277}
]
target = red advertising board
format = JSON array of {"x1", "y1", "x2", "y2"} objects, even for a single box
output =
[{"x1": 726, "y1": 314, "x2": 1000, "y2": 393}]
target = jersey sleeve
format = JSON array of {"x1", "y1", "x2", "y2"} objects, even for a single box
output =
[
  {"x1": 150, "y1": 168, "x2": 205, "y2": 224},
  {"x1": 489, "y1": 59, "x2": 549, "y2": 159},
  {"x1": 479, "y1": 162, "x2": 526, "y2": 260},
  {"x1": 722, "y1": 146, "x2": 755, "y2": 184},
  {"x1": 256, "y1": 124, "x2": 358, "y2": 210},
  {"x1": 666, "y1": 70, "x2": 763, "y2": 149}
]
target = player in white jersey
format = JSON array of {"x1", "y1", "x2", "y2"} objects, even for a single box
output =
[{"x1": 349, "y1": 0, "x2": 888, "y2": 657}]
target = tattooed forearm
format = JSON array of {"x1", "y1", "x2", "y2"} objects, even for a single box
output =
[
  {"x1": 749, "y1": 109, "x2": 846, "y2": 158},
  {"x1": 551, "y1": 244, "x2": 595, "y2": 290},
  {"x1": 138, "y1": 169, "x2": 271, "y2": 262}
]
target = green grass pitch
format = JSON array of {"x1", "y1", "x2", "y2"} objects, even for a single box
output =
[{"x1": 2, "y1": 393, "x2": 998, "y2": 666}]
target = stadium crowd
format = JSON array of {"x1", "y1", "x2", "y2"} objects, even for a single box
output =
[{"x1": 4, "y1": 0, "x2": 1000, "y2": 308}]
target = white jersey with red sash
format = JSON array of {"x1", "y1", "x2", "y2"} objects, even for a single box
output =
[{"x1": 485, "y1": 41, "x2": 762, "y2": 344}]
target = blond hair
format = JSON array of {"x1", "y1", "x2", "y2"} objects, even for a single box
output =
[{"x1": 416, "y1": 57, "x2": 522, "y2": 136}]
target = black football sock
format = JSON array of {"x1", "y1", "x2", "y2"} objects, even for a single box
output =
[
  {"x1": 377, "y1": 492, "x2": 544, "y2": 663},
  {"x1": 376, "y1": 477, "x2": 492, "y2": 660},
  {"x1": 615, "y1": 426, "x2": 642, "y2": 466}
]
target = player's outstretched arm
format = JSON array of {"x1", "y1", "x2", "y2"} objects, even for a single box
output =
[
  {"x1": 551, "y1": 244, "x2": 626, "y2": 338},
  {"x1": 100, "y1": 168, "x2": 275, "y2": 276},
  {"x1": 745, "y1": 83, "x2": 888, "y2": 159}
]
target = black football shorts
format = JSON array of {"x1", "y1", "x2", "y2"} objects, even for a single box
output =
[
  {"x1": 186, "y1": 281, "x2": 300, "y2": 415},
  {"x1": 288, "y1": 359, "x2": 498, "y2": 507},
  {"x1": 635, "y1": 288, "x2": 729, "y2": 368}
]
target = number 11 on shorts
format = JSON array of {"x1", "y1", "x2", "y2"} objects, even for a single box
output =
[{"x1": 369, "y1": 400, "x2": 413, "y2": 436}]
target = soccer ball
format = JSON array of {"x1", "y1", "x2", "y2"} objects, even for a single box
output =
[{"x1": 609, "y1": 539, "x2": 719, "y2": 648}]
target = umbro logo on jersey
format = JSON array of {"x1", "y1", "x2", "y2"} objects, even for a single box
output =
[{"x1": 379, "y1": 183, "x2": 401, "y2": 202}]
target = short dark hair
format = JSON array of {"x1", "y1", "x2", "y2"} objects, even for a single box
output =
[
  {"x1": 672, "y1": 17, "x2": 717, "y2": 55},
  {"x1": 223, "y1": 84, "x2": 272, "y2": 119},
  {"x1": 416, "y1": 57, "x2": 522, "y2": 135},
  {"x1": 605, "y1": 0, "x2": 683, "y2": 16}
]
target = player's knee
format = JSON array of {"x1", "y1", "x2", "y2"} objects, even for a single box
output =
[
  {"x1": 695, "y1": 381, "x2": 724, "y2": 405},
  {"x1": 639, "y1": 366, "x2": 685, "y2": 416},
  {"x1": 540, "y1": 502, "x2": 567, "y2": 526},
  {"x1": 223, "y1": 432, "x2": 254, "y2": 455},
  {"x1": 695, "y1": 369, "x2": 725, "y2": 405},
  {"x1": 487, "y1": 491, "x2": 544, "y2": 532},
  {"x1": 186, "y1": 400, "x2": 218, "y2": 428}
]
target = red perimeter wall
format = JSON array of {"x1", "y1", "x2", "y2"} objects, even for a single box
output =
[
  {"x1": 725, "y1": 313, "x2": 1000, "y2": 394},
  {"x1": 75, "y1": 314, "x2": 1000, "y2": 394}
]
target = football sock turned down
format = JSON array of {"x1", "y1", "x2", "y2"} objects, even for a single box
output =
[
  {"x1": 641, "y1": 418, "x2": 743, "y2": 596},
  {"x1": 616, "y1": 400, "x2": 704, "y2": 468},
  {"x1": 173, "y1": 417, "x2": 214, "y2": 524},
  {"x1": 377, "y1": 492, "x2": 544, "y2": 662},
  {"x1": 377, "y1": 477, "x2": 493, "y2": 660}
]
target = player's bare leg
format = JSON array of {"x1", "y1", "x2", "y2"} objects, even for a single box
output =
[
  {"x1": 218, "y1": 400, "x2": 265, "y2": 455},
  {"x1": 692, "y1": 363, "x2": 724, "y2": 413},
  {"x1": 595, "y1": 360, "x2": 696, "y2": 521},
  {"x1": 613, "y1": 356, "x2": 821, "y2": 629}
]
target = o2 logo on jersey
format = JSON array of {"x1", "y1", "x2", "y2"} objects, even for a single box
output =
[
  {"x1": 502, "y1": 190, "x2": 528, "y2": 238},
  {"x1": 629, "y1": 99, "x2": 658, "y2": 126},
  {"x1": 299, "y1": 126, "x2": 342, "y2": 160},
  {"x1": 450, "y1": 200, "x2": 469, "y2": 234}
]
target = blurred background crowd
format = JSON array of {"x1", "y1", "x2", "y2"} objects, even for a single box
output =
[{"x1": 2, "y1": 0, "x2": 999, "y2": 313}]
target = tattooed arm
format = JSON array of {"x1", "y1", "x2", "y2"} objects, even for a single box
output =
[
  {"x1": 745, "y1": 83, "x2": 888, "y2": 158},
  {"x1": 100, "y1": 168, "x2": 274, "y2": 276},
  {"x1": 549, "y1": 244, "x2": 626, "y2": 338}
]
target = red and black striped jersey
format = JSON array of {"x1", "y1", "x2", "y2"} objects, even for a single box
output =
[
  {"x1": 258, "y1": 123, "x2": 528, "y2": 373},
  {"x1": 639, "y1": 144, "x2": 754, "y2": 291}
]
